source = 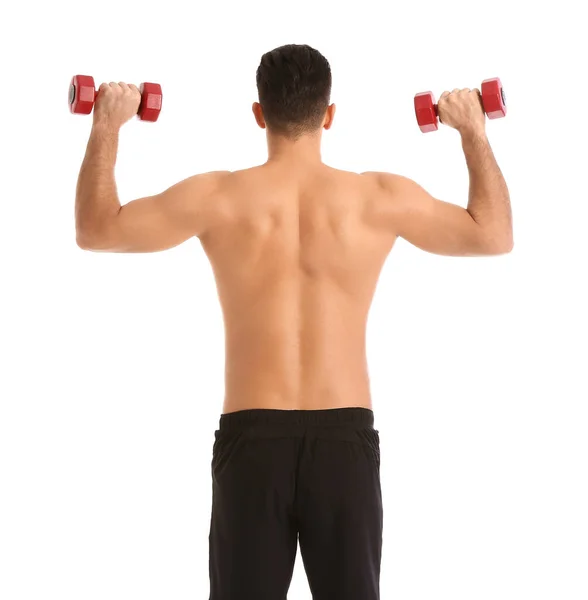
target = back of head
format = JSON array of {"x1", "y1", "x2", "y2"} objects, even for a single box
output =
[{"x1": 256, "y1": 44, "x2": 332, "y2": 140}]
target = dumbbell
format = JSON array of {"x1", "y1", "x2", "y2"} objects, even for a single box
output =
[
  {"x1": 68, "y1": 75, "x2": 163, "y2": 122},
  {"x1": 414, "y1": 78, "x2": 506, "y2": 133}
]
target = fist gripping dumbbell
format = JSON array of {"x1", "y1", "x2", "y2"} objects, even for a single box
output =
[
  {"x1": 414, "y1": 78, "x2": 506, "y2": 133},
  {"x1": 69, "y1": 75, "x2": 163, "y2": 122}
]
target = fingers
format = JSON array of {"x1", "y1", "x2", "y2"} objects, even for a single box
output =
[
  {"x1": 440, "y1": 89, "x2": 468, "y2": 101},
  {"x1": 443, "y1": 87, "x2": 473, "y2": 96},
  {"x1": 119, "y1": 82, "x2": 141, "y2": 100},
  {"x1": 98, "y1": 82, "x2": 121, "y2": 92},
  {"x1": 439, "y1": 87, "x2": 479, "y2": 107},
  {"x1": 99, "y1": 82, "x2": 138, "y2": 91},
  {"x1": 97, "y1": 82, "x2": 141, "y2": 101}
]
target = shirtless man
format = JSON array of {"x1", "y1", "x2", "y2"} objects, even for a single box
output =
[{"x1": 75, "y1": 44, "x2": 512, "y2": 600}]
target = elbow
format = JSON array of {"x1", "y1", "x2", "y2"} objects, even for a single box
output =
[
  {"x1": 76, "y1": 226, "x2": 111, "y2": 251},
  {"x1": 502, "y1": 236, "x2": 514, "y2": 254},
  {"x1": 76, "y1": 210, "x2": 119, "y2": 251},
  {"x1": 76, "y1": 227, "x2": 99, "y2": 250},
  {"x1": 484, "y1": 232, "x2": 514, "y2": 256},
  {"x1": 76, "y1": 232, "x2": 92, "y2": 250}
]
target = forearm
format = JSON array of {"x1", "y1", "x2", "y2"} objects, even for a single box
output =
[
  {"x1": 462, "y1": 130, "x2": 513, "y2": 250},
  {"x1": 75, "y1": 125, "x2": 121, "y2": 246}
]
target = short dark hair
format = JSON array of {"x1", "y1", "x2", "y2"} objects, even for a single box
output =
[{"x1": 256, "y1": 44, "x2": 332, "y2": 139}]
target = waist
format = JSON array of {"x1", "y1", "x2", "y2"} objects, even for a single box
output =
[
  {"x1": 223, "y1": 384, "x2": 372, "y2": 413},
  {"x1": 218, "y1": 406, "x2": 375, "y2": 433}
]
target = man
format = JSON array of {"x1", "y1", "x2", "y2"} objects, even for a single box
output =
[{"x1": 75, "y1": 44, "x2": 512, "y2": 600}]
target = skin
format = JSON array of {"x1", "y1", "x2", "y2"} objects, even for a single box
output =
[{"x1": 76, "y1": 82, "x2": 512, "y2": 414}]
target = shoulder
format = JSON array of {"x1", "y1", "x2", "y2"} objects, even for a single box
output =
[
  {"x1": 360, "y1": 172, "x2": 436, "y2": 229},
  {"x1": 184, "y1": 170, "x2": 233, "y2": 190},
  {"x1": 360, "y1": 171, "x2": 417, "y2": 192},
  {"x1": 320, "y1": 166, "x2": 379, "y2": 191},
  {"x1": 162, "y1": 171, "x2": 233, "y2": 204}
]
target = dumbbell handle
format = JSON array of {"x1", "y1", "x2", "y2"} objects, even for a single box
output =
[
  {"x1": 70, "y1": 84, "x2": 134, "y2": 106},
  {"x1": 69, "y1": 75, "x2": 162, "y2": 122},
  {"x1": 427, "y1": 88, "x2": 507, "y2": 117},
  {"x1": 415, "y1": 78, "x2": 506, "y2": 133}
]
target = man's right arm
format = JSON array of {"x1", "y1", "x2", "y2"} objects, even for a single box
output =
[{"x1": 368, "y1": 90, "x2": 513, "y2": 257}]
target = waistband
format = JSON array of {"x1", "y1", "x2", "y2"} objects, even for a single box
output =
[{"x1": 218, "y1": 407, "x2": 374, "y2": 432}]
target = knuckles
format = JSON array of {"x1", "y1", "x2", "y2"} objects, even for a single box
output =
[
  {"x1": 98, "y1": 82, "x2": 140, "y2": 100},
  {"x1": 442, "y1": 88, "x2": 477, "y2": 99},
  {"x1": 440, "y1": 87, "x2": 480, "y2": 109},
  {"x1": 98, "y1": 82, "x2": 138, "y2": 92}
]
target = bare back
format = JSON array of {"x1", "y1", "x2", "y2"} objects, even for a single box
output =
[
  {"x1": 76, "y1": 70, "x2": 511, "y2": 417},
  {"x1": 200, "y1": 164, "x2": 395, "y2": 413}
]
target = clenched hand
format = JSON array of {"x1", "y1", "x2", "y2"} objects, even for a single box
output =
[
  {"x1": 93, "y1": 82, "x2": 142, "y2": 129},
  {"x1": 438, "y1": 88, "x2": 486, "y2": 136}
]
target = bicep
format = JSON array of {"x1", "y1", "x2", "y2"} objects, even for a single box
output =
[{"x1": 380, "y1": 174, "x2": 487, "y2": 257}]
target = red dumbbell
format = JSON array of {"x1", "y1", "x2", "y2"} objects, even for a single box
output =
[
  {"x1": 414, "y1": 78, "x2": 506, "y2": 133},
  {"x1": 68, "y1": 75, "x2": 163, "y2": 122}
]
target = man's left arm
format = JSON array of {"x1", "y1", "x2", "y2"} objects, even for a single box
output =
[{"x1": 75, "y1": 82, "x2": 229, "y2": 253}]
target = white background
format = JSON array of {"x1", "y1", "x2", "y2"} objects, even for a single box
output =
[{"x1": 1, "y1": 1, "x2": 587, "y2": 599}]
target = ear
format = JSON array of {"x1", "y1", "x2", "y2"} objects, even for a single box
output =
[
  {"x1": 252, "y1": 102, "x2": 266, "y2": 129},
  {"x1": 323, "y1": 103, "x2": 336, "y2": 130}
]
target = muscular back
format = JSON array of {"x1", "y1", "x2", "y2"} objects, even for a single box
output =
[
  {"x1": 200, "y1": 165, "x2": 395, "y2": 412},
  {"x1": 78, "y1": 123, "x2": 510, "y2": 413},
  {"x1": 75, "y1": 76, "x2": 512, "y2": 415}
]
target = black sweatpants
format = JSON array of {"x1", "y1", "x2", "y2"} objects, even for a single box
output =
[{"x1": 208, "y1": 408, "x2": 383, "y2": 600}]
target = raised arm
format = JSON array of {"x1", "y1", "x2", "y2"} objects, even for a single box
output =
[
  {"x1": 74, "y1": 81, "x2": 229, "y2": 253},
  {"x1": 368, "y1": 88, "x2": 513, "y2": 257}
]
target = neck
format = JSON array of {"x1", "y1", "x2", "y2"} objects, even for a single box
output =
[{"x1": 266, "y1": 131, "x2": 323, "y2": 165}]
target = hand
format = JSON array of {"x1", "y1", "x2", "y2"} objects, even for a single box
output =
[
  {"x1": 93, "y1": 82, "x2": 142, "y2": 129},
  {"x1": 437, "y1": 88, "x2": 486, "y2": 137}
]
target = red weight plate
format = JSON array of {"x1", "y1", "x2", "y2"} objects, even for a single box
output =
[
  {"x1": 69, "y1": 75, "x2": 96, "y2": 115},
  {"x1": 481, "y1": 78, "x2": 506, "y2": 119},
  {"x1": 414, "y1": 91, "x2": 438, "y2": 133},
  {"x1": 138, "y1": 82, "x2": 163, "y2": 122}
]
